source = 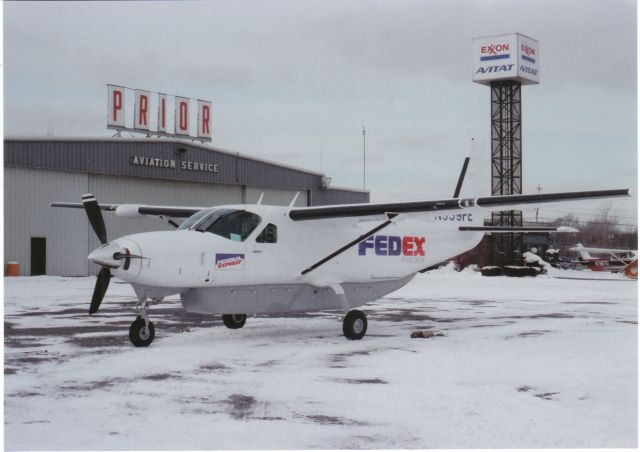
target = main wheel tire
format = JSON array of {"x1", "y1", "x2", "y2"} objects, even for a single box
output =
[
  {"x1": 129, "y1": 316, "x2": 155, "y2": 347},
  {"x1": 343, "y1": 310, "x2": 367, "y2": 340},
  {"x1": 222, "y1": 313, "x2": 247, "y2": 329}
]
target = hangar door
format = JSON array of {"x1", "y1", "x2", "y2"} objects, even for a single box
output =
[{"x1": 30, "y1": 237, "x2": 46, "y2": 276}]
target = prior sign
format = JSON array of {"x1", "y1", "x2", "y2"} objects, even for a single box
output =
[
  {"x1": 472, "y1": 33, "x2": 539, "y2": 85},
  {"x1": 107, "y1": 84, "x2": 212, "y2": 142}
]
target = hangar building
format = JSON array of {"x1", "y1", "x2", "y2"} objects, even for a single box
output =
[{"x1": 4, "y1": 138, "x2": 368, "y2": 276}]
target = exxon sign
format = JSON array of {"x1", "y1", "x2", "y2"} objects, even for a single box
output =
[{"x1": 472, "y1": 33, "x2": 539, "y2": 86}]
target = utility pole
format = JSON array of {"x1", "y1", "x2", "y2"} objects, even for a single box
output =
[
  {"x1": 535, "y1": 184, "x2": 542, "y2": 223},
  {"x1": 362, "y1": 125, "x2": 366, "y2": 190}
]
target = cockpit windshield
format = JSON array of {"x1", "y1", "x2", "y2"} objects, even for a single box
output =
[
  {"x1": 177, "y1": 208, "x2": 216, "y2": 231},
  {"x1": 180, "y1": 208, "x2": 262, "y2": 241}
]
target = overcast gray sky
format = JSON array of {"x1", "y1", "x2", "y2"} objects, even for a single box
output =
[{"x1": 3, "y1": 0, "x2": 637, "y2": 224}]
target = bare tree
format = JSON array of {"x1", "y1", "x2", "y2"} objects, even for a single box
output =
[{"x1": 551, "y1": 203, "x2": 637, "y2": 251}]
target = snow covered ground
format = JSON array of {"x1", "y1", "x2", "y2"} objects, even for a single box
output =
[{"x1": 4, "y1": 267, "x2": 637, "y2": 450}]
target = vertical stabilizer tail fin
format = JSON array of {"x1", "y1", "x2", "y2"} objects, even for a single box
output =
[
  {"x1": 453, "y1": 156, "x2": 471, "y2": 198},
  {"x1": 574, "y1": 243, "x2": 594, "y2": 260}
]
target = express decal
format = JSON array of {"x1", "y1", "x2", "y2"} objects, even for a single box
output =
[
  {"x1": 358, "y1": 235, "x2": 425, "y2": 257},
  {"x1": 215, "y1": 253, "x2": 245, "y2": 270}
]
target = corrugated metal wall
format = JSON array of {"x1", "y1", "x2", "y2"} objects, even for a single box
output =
[
  {"x1": 4, "y1": 139, "x2": 323, "y2": 189},
  {"x1": 5, "y1": 167, "x2": 89, "y2": 276},
  {"x1": 4, "y1": 139, "x2": 370, "y2": 276},
  {"x1": 311, "y1": 188, "x2": 369, "y2": 206}
]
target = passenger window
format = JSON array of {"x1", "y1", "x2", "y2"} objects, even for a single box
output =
[{"x1": 256, "y1": 223, "x2": 278, "y2": 243}]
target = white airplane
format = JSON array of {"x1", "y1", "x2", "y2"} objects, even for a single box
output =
[
  {"x1": 52, "y1": 187, "x2": 629, "y2": 346},
  {"x1": 569, "y1": 243, "x2": 638, "y2": 272}
]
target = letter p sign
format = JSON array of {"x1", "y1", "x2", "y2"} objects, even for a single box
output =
[{"x1": 107, "y1": 85, "x2": 125, "y2": 127}]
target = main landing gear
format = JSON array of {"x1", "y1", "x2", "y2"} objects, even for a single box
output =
[
  {"x1": 219, "y1": 311, "x2": 366, "y2": 339},
  {"x1": 129, "y1": 298, "x2": 156, "y2": 347},
  {"x1": 222, "y1": 313, "x2": 247, "y2": 329},
  {"x1": 329, "y1": 284, "x2": 369, "y2": 340},
  {"x1": 343, "y1": 310, "x2": 368, "y2": 340}
]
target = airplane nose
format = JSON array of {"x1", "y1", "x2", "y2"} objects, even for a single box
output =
[{"x1": 88, "y1": 242, "x2": 123, "y2": 268}]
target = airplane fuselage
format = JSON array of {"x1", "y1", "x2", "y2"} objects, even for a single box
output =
[{"x1": 95, "y1": 204, "x2": 485, "y2": 314}]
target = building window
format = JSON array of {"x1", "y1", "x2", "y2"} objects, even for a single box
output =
[{"x1": 256, "y1": 223, "x2": 278, "y2": 243}]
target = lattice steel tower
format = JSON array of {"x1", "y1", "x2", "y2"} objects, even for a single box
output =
[
  {"x1": 473, "y1": 33, "x2": 539, "y2": 266},
  {"x1": 490, "y1": 80, "x2": 523, "y2": 266}
]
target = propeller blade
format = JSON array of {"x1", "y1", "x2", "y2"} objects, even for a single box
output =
[
  {"x1": 89, "y1": 267, "x2": 111, "y2": 314},
  {"x1": 82, "y1": 193, "x2": 107, "y2": 245}
]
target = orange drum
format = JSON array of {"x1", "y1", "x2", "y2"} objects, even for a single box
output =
[{"x1": 6, "y1": 262, "x2": 20, "y2": 276}]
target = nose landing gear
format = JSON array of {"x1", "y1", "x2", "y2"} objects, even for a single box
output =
[{"x1": 129, "y1": 298, "x2": 156, "y2": 347}]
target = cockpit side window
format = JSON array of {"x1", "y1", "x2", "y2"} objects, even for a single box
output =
[
  {"x1": 203, "y1": 210, "x2": 261, "y2": 241},
  {"x1": 256, "y1": 223, "x2": 278, "y2": 243}
]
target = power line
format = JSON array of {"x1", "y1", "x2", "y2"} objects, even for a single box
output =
[
  {"x1": 539, "y1": 208, "x2": 638, "y2": 221},
  {"x1": 526, "y1": 216, "x2": 638, "y2": 228}
]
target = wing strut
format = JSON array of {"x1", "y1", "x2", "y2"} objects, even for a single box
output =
[{"x1": 301, "y1": 213, "x2": 399, "y2": 275}]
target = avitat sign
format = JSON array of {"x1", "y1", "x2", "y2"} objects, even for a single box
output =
[{"x1": 107, "y1": 84, "x2": 212, "y2": 142}]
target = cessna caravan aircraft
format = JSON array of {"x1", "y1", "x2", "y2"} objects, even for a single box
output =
[{"x1": 52, "y1": 187, "x2": 629, "y2": 346}]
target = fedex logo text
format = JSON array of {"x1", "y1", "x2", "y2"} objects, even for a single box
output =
[{"x1": 358, "y1": 235, "x2": 426, "y2": 256}]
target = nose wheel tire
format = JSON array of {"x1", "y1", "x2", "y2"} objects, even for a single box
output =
[
  {"x1": 222, "y1": 313, "x2": 247, "y2": 329},
  {"x1": 129, "y1": 316, "x2": 155, "y2": 347},
  {"x1": 343, "y1": 310, "x2": 367, "y2": 340}
]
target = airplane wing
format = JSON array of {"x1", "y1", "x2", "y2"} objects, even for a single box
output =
[
  {"x1": 289, "y1": 189, "x2": 630, "y2": 221},
  {"x1": 50, "y1": 202, "x2": 203, "y2": 218},
  {"x1": 569, "y1": 244, "x2": 638, "y2": 256},
  {"x1": 52, "y1": 188, "x2": 630, "y2": 223}
]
